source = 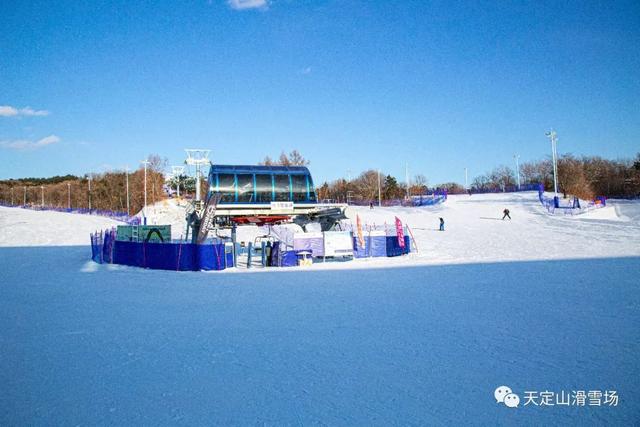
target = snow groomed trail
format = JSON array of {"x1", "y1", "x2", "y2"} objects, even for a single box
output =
[{"x1": 1, "y1": 192, "x2": 639, "y2": 425}]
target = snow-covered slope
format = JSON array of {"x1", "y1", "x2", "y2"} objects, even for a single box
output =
[
  {"x1": 3, "y1": 192, "x2": 639, "y2": 264},
  {"x1": 1, "y1": 194, "x2": 639, "y2": 425},
  {"x1": 0, "y1": 206, "x2": 121, "y2": 247},
  {"x1": 345, "y1": 192, "x2": 640, "y2": 265}
]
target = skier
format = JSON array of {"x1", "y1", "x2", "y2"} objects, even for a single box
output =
[
  {"x1": 369, "y1": 201, "x2": 374, "y2": 209},
  {"x1": 502, "y1": 208, "x2": 511, "y2": 220},
  {"x1": 439, "y1": 217, "x2": 445, "y2": 231}
]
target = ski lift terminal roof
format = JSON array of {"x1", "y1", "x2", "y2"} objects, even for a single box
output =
[{"x1": 208, "y1": 164, "x2": 313, "y2": 175}]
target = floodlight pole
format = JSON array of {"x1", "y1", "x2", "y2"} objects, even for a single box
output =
[
  {"x1": 41, "y1": 186, "x2": 44, "y2": 207},
  {"x1": 88, "y1": 174, "x2": 92, "y2": 211},
  {"x1": 125, "y1": 165, "x2": 130, "y2": 216},
  {"x1": 141, "y1": 160, "x2": 150, "y2": 217},
  {"x1": 377, "y1": 169, "x2": 382, "y2": 207},
  {"x1": 23, "y1": 186, "x2": 26, "y2": 206},
  {"x1": 545, "y1": 130, "x2": 559, "y2": 197},
  {"x1": 10, "y1": 187, "x2": 14, "y2": 205},
  {"x1": 67, "y1": 183, "x2": 71, "y2": 209},
  {"x1": 464, "y1": 167, "x2": 468, "y2": 190},
  {"x1": 514, "y1": 154, "x2": 521, "y2": 190}
]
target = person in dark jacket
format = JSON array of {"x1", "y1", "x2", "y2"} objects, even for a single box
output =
[
  {"x1": 265, "y1": 241, "x2": 272, "y2": 267},
  {"x1": 439, "y1": 217, "x2": 445, "y2": 231},
  {"x1": 502, "y1": 208, "x2": 511, "y2": 220}
]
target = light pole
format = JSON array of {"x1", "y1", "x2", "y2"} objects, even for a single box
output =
[
  {"x1": 67, "y1": 182, "x2": 71, "y2": 209},
  {"x1": 514, "y1": 154, "x2": 521, "y2": 190},
  {"x1": 141, "y1": 160, "x2": 150, "y2": 218},
  {"x1": 23, "y1": 186, "x2": 26, "y2": 206},
  {"x1": 464, "y1": 167, "x2": 468, "y2": 190},
  {"x1": 125, "y1": 166, "x2": 130, "y2": 216},
  {"x1": 40, "y1": 186, "x2": 44, "y2": 207},
  {"x1": 10, "y1": 187, "x2": 14, "y2": 205},
  {"x1": 545, "y1": 130, "x2": 559, "y2": 197}
]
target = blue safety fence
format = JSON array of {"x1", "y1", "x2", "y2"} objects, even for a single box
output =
[
  {"x1": 386, "y1": 235, "x2": 412, "y2": 257},
  {"x1": 281, "y1": 250, "x2": 299, "y2": 267},
  {"x1": 353, "y1": 233, "x2": 411, "y2": 258},
  {"x1": 339, "y1": 184, "x2": 545, "y2": 206},
  {"x1": 90, "y1": 229, "x2": 231, "y2": 271},
  {"x1": 90, "y1": 230, "x2": 105, "y2": 263},
  {"x1": 345, "y1": 223, "x2": 412, "y2": 258},
  {"x1": 3, "y1": 202, "x2": 136, "y2": 223},
  {"x1": 537, "y1": 184, "x2": 607, "y2": 215},
  {"x1": 411, "y1": 192, "x2": 447, "y2": 206},
  {"x1": 470, "y1": 183, "x2": 541, "y2": 194},
  {"x1": 345, "y1": 190, "x2": 447, "y2": 207}
]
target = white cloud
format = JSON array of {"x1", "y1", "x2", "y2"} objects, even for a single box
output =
[
  {"x1": 0, "y1": 106, "x2": 18, "y2": 116},
  {"x1": 20, "y1": 107, "x2": 50, "y2": 116},
  {"x1": 0, "y1": 105, "x2": 50, "y2": 117},
  {"x1": 0, "y1": 135, "x2": 60, "y2": 150},
  {"x1": 227, "y1": 0, "x2": 268, "y2": 11}
]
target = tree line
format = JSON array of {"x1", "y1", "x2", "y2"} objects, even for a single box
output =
[
  {"x1": 0, "y1": 155, "x2": 169, "y2": 214},
  {"x1": 2, "y1": 151, "x2": 638, "y2": 212},
  {"x1": 316, "y1": 153, "x2": 640, "y2": 203},
  {"x1": 472, "y1": 153, "x2": 640, "y2": 199}
]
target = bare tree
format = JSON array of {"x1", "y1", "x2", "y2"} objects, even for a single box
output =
[
  {"x1": 556, "y1": 154, "x2": 593, "y2": 199},
  {"x1": 260, "y1": 156, "x2": 274, "y2": 166},
  {"x1": 352, "y1": 170, "x2": 381, "y2": 201},
  {"x1": 488, "y1": 165, "x2": 515, "y2": 191},
  {"x1": 409, "y1": 174, "x2": 428, "y2": 195},
  {"x1": 288, "y1": 150, "x2": 309, "y2": 166},
  {"x1": 278, "y1": 152, "x2": 291, "y2": 166},
  {"x1": 259, "y1": 150, "x2": 309, "y2": 166}
]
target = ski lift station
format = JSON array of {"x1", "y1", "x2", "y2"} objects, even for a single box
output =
[{"x1": 90, "y1": 152, "x2": 413, "y2": 271}]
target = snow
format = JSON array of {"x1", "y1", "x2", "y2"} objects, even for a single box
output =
[
  {"x1": 0, "y1": 207, "x2": 121, "y2": 247},
  {"x1": 1, "y1": 193, "x2": 639, "y2": 424}
]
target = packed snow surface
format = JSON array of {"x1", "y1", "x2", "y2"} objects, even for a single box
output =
[{"x1": 1, "y1": 192, "x2": 639, "y2": 425}]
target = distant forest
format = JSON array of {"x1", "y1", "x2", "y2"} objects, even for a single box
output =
[
  {"x1": 1, "y1": 152, "x2": 639, "y2": 211},
  {"x1": 316, "y1": 153, "x2": 640, "y2": 203},
  {"x1": 0, "y1": 155, "x2": 169, "y2": 214}
]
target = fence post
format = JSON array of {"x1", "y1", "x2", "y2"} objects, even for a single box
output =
[
  {"x1": 99, "y1": 230, "x2": 103, "y2": 264},
  {"x1": 231, "y1": 224, "x2": 237, "y2": 268}
]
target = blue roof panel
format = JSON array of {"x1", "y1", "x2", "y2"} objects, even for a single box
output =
[{"x1": 208, "y1": 164, "x2": 312, "y2": 175}]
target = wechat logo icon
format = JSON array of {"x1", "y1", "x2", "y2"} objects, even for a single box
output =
[{"x1": 495, "y1": 385, "x2": 520, "y2": 408}]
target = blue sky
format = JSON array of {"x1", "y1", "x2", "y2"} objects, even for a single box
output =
[{"x1": 1, "y1": 0, "x2": 639, "y2": 184}]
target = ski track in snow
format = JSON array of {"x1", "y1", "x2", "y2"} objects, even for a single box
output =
[{"x1": 0, "y1": 192, "x2": 639, "y2": 425}]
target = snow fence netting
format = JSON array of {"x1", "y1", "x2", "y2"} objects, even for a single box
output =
[
  {"x1": 351, "y1": 227, "x2": 411, "y2": 258},
  {"x1": 112, "y1": 240, "x2": 228, "y2": 271},
  {"x1": 90, "y1": 229, "x2": 229, "y2": 271}
]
